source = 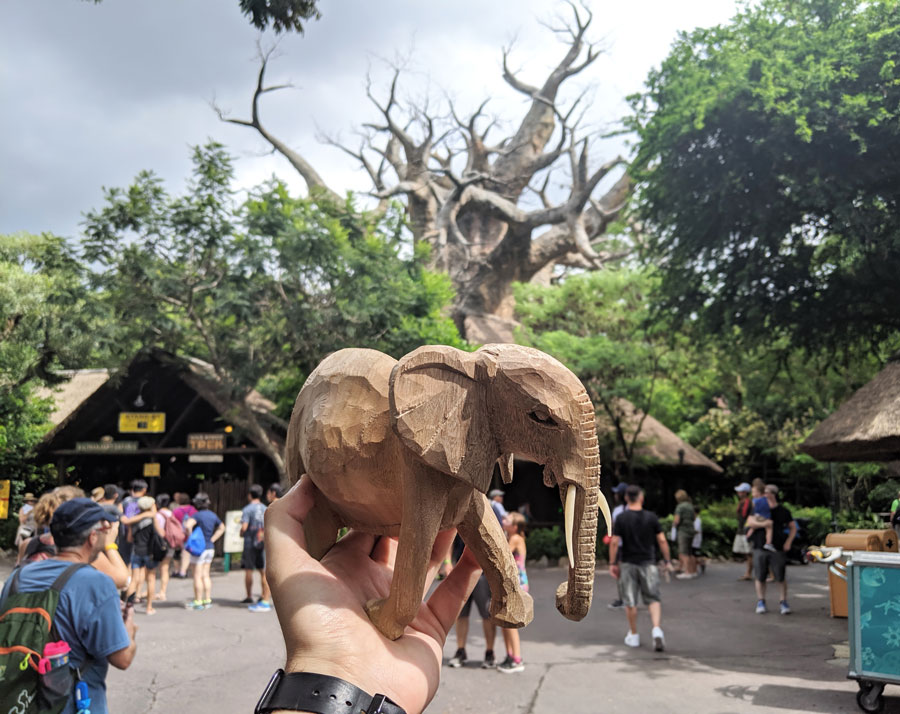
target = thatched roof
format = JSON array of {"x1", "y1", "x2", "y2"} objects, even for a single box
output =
[
  {"x1": 596, "y1": 398, "x2": 723, "y2": 474},
  {"x1": 36, "y1": 350, "x2": 285, "y2": 456},
  {"x1": 36, "y1": 370, "x2": 110, "y2": 428},
  {"x1": 800, "y1": 357, "x2": 900, "y2": 462}
]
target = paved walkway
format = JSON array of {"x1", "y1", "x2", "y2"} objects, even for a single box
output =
[{"x1": 0, "y1": 557, "x2": 886, "y2": 712}]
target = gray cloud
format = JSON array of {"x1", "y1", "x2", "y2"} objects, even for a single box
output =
[{"x1": 1, "y1": 0, "x2": 735, "y2": 240}]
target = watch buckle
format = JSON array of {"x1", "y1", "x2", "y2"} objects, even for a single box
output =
[{"x1": 255, "y1": 668, "x2": 284, "y2": 713}]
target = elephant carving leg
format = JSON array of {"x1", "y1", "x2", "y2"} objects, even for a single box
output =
[
  {"x1": 302, "y1": 478, "x2": 342, "y2": 560},
  {"x1": 365, "y1": 468, "x2": 451, "y2": 640},
  {"x1": 457, "y1": 494, "x2": 534, "y2": 629}
]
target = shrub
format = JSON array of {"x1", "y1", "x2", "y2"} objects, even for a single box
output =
[{"x1": 526, "y1": 526, "x2": 565, "y2": 562}]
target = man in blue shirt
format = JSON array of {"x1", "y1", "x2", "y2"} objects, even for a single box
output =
[
  {"x1": 240, "y1": 484, "x2": 271, "y2": 611},
  {"x1": 0, "y1": 498, "x2": 137, "y2": 714}
]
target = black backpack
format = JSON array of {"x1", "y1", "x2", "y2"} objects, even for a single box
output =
[{"x1": 0, "y1": 563, "x2": 88, "y2": 714}]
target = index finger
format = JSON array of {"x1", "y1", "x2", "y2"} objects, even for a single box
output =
[{"x1": 265, "y1": 477, "x2": 319, "y2": 584}]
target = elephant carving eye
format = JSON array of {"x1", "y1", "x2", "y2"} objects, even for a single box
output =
[{"x1": 529, "y1": 408, "x2": 557, "y2": 427}]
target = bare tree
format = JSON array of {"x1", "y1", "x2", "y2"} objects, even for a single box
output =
[{"x1": 216, "y1": 4, "x2": 631, "y2": 342}]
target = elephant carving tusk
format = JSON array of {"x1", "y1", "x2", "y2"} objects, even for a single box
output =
[
  {"x1": 500, "y1": 453, "x2": 514, "y2": 484},
  {"x1": 598, "y1": 489, "x2": 613, "y2": 541},
  {"x1": 565, "y1": 485, "x2": 576, "y2": 570}
]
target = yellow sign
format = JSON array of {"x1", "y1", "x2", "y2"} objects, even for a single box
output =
[
  {"x1": 188, "y1": 433, "x2": 225, "y2": 451},
  {"x1": 143, "y1": 463, "x2": 161, "y2": 478},
  {"x1": 118, "y1": 412, "x2": 166, "y2": 433},
  {"x1": 0, "y1": 480, "x2": 9, "y2": 519}
]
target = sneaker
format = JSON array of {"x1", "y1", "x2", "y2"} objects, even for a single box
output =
[
  {"x1": 763, "y1": 543, "x2": 777, "y2": 552},
  {"x1": 675, "y1": 572, "x2": 693, "y2": 580},
  {"x1": 780, "y1": 600, "x2": 792, "y2": 615},
  {"x1": 240, "y1": 597, "x2": 255, "y2": 604},
  {"x1": 755, "y1": 600, "x2": 767, "y2": 614},
  {"x1": 497, "y1": 657, "x2": 524, "y2": 673},
  {"x1": 652, "y1": 626, "x2": 665, "y2": 652},
  {"x1": 607, "y1": 599, "x2": 624, "y2": 610},
  {"x1": 624, "y1": 632, "x2": 640, "y2": 647},
  {"x1": 481, "y1": 650, "x2": 495, "y2": 669},
  {"x1": 186, "y1": 600, "x2": 204, "y2": 611},
  {"x1": 249, "y1": 600, "x2": 272, "y2": 612},
  {"x1": 202, "y1": 599, "x2": 212, "y2": 609},
  {"x1": 447, "y1": 648, "x2": 467, "y2": 668}
]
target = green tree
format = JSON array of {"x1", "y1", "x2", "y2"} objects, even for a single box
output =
[
  {"x1": 629, "y1": 0, "x2": 900, "y2": 351},
  {"x1": 514, "y1": 269, "x2": 707, "y2": 478},
  {"x1": 0, "y1": 233, "x2": 108, "y2": 389},
  {"x1": 83, "y1": 142, "x2": 463, "y2": 476}
]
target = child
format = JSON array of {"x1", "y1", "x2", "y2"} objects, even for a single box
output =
[
  {"x1": 498, "y1": 512, "x2": 527, "y2": 673},
  {"x1": 184, "y1": 493, "x2": 225, "y2": 610},
  {"x1": 692, "y1": 507, "x2": 706, "y2": 575},
  {"x1": 745, "y1": 478, "x2": 775, "y2": 552}
]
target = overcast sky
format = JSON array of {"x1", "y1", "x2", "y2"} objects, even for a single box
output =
[{"x1": 1, "y1": 0, "x2": 738, "y2": 240}]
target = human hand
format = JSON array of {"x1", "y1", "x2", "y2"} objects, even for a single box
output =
[
  {"x1": 123, "y1": 604, "x2": 137, "y2": 639},
  {"x1": 265, "y1": 478, "x2": 482, "y2": 714},
  {"x1": 609, "y1": 564, "x2": 620, "y2": 579},
  {"x1": 783, "y1": 542, "x2": 792, "y2": 552}
]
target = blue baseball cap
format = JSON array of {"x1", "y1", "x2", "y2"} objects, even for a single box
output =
[
  {"x1": 734, "y1": 482, "x2": 751, "y2": 493},
  {"x1": 51, "y1": 497, "x2": 118, "y2": 537},
  {"x1": 612, "y1": 482, "x2": 629, "y2": 494}
]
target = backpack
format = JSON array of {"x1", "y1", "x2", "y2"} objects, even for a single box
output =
[
  {"x1": 185, "y1": 526, "x2": 206, "y2": 556},
  {"x1": 162, "y1": 512, "x2": 186, "y2": 550},
  {"x1": 150, "y1": 529, "x2": 168, "y2": 562},
  {"x1": 0, "y1": 563, "x2": 88, "y2": 714},
  {"x1": 134, "y1": 519, "x2": 167, "y2": 562}
]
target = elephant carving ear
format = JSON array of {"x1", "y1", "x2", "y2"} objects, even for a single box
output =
[{"x1": 390, "y1": 346, "x2": 496, "y2": 490}]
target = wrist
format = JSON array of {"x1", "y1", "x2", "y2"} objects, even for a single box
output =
[
  {"x1": 105, "y1": 543, "x2": 119, "y2": 551},
  {"x1": 258, "y1": 669, "x2": 407, "y2": 714}
]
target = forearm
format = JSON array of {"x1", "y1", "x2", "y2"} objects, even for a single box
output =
[
  {"x1": 108, "y1": 638, "x2": 137, "y2": 670},
  {"x1": 94, "y1": 550, "x2": 130, "y2": 589}
]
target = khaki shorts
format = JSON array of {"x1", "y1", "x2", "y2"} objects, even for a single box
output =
[
  {"x1": 733, "y1": 533, "x2": 752, "y2": 555},
  {"x1": 620, "y1": 562, "x2": 661, "y2": 607},
  {"x1": 677, "y1": 531, "x2": 694, "y2": 555}
]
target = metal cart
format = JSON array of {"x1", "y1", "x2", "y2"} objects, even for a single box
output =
[{"x1": 811, "y1": 548, "x2": 900, "y2": 713}]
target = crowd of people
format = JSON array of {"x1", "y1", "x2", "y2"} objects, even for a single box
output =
[
  {"x1": 3, "y1": 474, "x2": 803, "y2": 713},
  {"x1": 2, "y1": 479, "x2": 285, "y2": 713}
]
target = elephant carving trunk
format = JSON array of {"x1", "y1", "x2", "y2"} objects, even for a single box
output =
[{"x1": 556, "y1": 393, "x2": 600, "y2": 621}]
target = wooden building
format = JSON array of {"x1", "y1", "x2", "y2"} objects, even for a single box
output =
[{"x1": 35, "y1": 350, "x2": 286, "y2": 517}]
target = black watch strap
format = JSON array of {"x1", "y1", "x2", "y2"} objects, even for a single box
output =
[{"x1": 255, "y1": 670, "x2": 406, "y2": 714}]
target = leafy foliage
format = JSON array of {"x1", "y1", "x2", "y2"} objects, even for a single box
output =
[
  {"x1": 239, "y1": 0, "x2": 321, "y2": 33},
  {"x1": 0, "y1": 233, "x2": 109, "y2": 389},
  {"x1": 82, "y1": 142, "x2": 464, "y2": 422},
  {"x1": 629, "y1": 0, "x2": 900, "y2": 351},
  {"x1": 0, "y1": 386, "x2": 57, "y2": 547},
  {"x1": 525, "y1": 526, "x2": 566, "y2": 562},
  {"x1": 515, "y1": 268, "x2": 712, "y2": 476}
]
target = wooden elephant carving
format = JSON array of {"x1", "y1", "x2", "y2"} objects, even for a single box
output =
[{"x1": 285, "y1": 343, "x2": 613, "y2": 640}]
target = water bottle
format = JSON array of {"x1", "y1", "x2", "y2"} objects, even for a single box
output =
[
  {"x1": 38, "y1": 640, "x2": 70, "y2": 674},
  {"x1": 75, "y1": 680, "x2": 92, "y2": 713}
]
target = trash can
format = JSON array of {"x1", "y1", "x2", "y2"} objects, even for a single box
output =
[{"x1": 825, "y1": 531, "x2": 899, "y2": 618}]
